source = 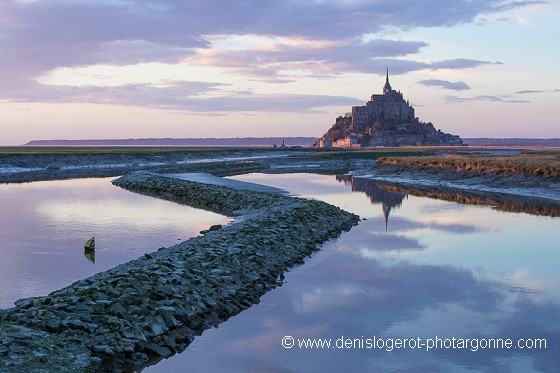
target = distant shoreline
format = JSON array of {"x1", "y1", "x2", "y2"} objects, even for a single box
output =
[
  {"x1": 23, "y1": 137, "x2": 560, "y2": 147},
  {"x1": 463, "y1": 138, "x2": 560, "y2": 147},
  {"x1": 24, "y1": 137, "x2": 318, "y2": 147}
]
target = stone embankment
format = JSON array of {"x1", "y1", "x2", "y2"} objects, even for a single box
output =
[{"x1": 0, "y1": 171, "x2": 359, "y2": 372}]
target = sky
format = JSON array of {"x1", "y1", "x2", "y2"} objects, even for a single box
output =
[{"x1": 0, "y1": 0, "x2": 558, "y2": 145}]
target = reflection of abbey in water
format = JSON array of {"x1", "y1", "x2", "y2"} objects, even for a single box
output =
[{"x1": 336, "y1": 175, "x2": 406, "y2": 230}]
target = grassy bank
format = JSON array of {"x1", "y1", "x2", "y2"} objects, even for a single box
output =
[{"x1": 378, "y1": 153, "x2": 560, "y2": 178}]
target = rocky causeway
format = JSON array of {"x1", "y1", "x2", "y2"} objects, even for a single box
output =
[{"x1": 0, "y1": 170, "x2": 359, "y2": 372}]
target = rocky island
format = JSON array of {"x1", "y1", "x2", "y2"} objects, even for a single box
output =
[{"x1": 314, "y1": 69, "x2": 463, "y2": 148}]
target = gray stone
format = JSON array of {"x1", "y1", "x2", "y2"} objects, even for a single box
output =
[
  {"x1": 62, "y1": 319, "x2": 88, "y2": 331},
  {"x1": 158, "y1": 309, "x2": 179, "y2": 328},
  {"x1": 131, "y1": 352, "x2": 149, "y2": 365},
  {"x1": 93, "y1": 345, "x2": 115, "y2": 356},
  {"x1": 150, "y1": 323, "x2": 166, "y2": 336},
  {"x1": 14, "y1": 297, "x2": 35, "y2": 308},
  {"x1": 109, "y1": 302, "x2": 127, "y2": 317},
  {"x1": 46, "y1": 317, "x2": 61, "y2": 333},
  {"x1": 144, "y1": 343, "x2": 173, "y2": 358}
]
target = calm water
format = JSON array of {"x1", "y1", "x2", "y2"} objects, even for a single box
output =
[
  {"x1": 147, "y1": 173, "x2": 560, "y2": 373},
  {"x1": 0, "y1": 177, "x2": 231, "y2": 309}
]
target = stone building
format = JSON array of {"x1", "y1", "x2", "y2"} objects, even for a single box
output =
[
  {"x1": 352, "y1": 69, "x2": 415, "y2": 134},
  {"x1": 314, "y1": 70, "x2": 463, "y2": 148}
]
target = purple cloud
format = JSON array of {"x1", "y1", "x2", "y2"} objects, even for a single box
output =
[
  {"x1": 189, "y1": 41, "x2": 500, "y2": 82},
  {"x1": 444, "y1": 95, "x2": 530, "y2": 103},
  {"x1": 189, "y1": 39, "x2": 430, "y2": 81},
  {"x1": 431, "y1": 58, "x2": 504, "y2": 69},
  {"x1": 418, "y1": 79, "x2": 471, "y2": 90},
  {"x1": 352, "y1": 58, "x2": 498, "y2": 76},
  {"x1": 515, "y1": 90, "x2": 545, "y2": 94},
  {"x1": 0, "y1": 0, "x2": 544, "y2": 89}
]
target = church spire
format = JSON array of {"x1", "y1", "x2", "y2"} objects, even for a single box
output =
[
  {"x1": 383, "y1": 67, "x2": 392, "y2": 95},
  {"x1": 382, "y1": 203, "x2": 391, "y2": 232}
]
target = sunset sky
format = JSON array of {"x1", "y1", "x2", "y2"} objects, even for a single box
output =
[{"x1": 0, "y1": 0, "x2": 558, "y2": 145}]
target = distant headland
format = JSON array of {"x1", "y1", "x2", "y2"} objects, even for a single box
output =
[
  {"x1": 314, "y1": 69, "x2": 463, "y2": 148},
  {"x1": 25, "y1": 137, "x2": 317, "y2": 147}
]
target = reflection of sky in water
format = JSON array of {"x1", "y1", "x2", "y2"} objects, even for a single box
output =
[
  {"x1": 148, "y1": 173, "x2": 560, "y2": 373},
  {"x1": 0, "y1": 177, "x2": 231, "y2": 309}
]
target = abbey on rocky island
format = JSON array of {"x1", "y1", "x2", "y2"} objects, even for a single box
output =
[{"x1": 314, "y1": 70, "x2": 463, "y2": 148}]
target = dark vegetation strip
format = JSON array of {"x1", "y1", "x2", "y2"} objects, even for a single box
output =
[
  {"x1": 0, "y1": 171, "x2": 359, "y2": 372},
  {"x1": 378, "y1": 154, "x2": 560, "y2": 179}
]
